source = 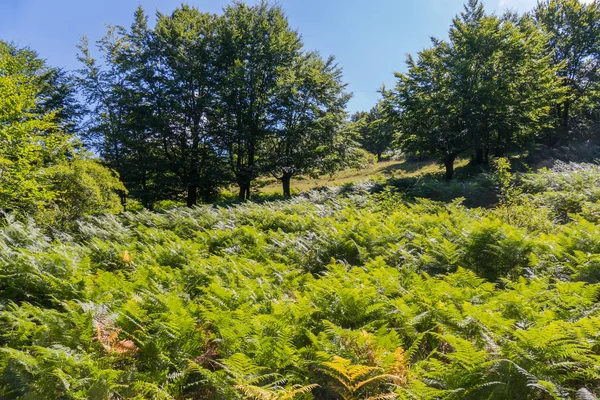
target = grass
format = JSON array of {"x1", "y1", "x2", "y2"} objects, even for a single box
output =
[{"x1": 258, "y1": 158, "x2": 471, "y2": 195}]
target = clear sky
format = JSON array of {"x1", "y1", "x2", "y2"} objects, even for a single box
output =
[{"x1": 0, "y1": 0, "x2": 546, "y2": 113}]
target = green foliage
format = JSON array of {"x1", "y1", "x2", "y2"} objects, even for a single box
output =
[
  {"x1": 0, "y1": 41, "x2": 82, "y2": 133},
  {"x1": 388, "y1": 0, "x2": 562, "y2": 179},
  {"x1": 80, "y1": 2, "x2": 353, "y2": 204},
  {"x1": 40, "y1": 158, "x2": 126, "y2": 228},
  {"x1": 352, "y1": 101, "x2": 396, "y2": 161},
  {"x1": 262, "y1": 51, "x2": 351, "y2": 197},
  {"x1": 492, "y1": 157, "x2": 521, "y2": 204},
  {"x1": 534, "y1": 0, "x2": 600, "y2": 142},
  {"x1": 4, "y1": 0, "x2": 600, "y2": 399},
  {"x1": 0, "y1": 41, "x2": 124, "y2": 224},
  {"x1": 1, "y1": 171, "x2": 600, "y2": 398},
  {"x1": 0, "y1": 40, "x2": 71, "y2": 213},
  {"x1": 520, "y1": 161, "x2": 600, "y2": 223}
]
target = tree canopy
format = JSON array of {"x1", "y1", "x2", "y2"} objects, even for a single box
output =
[
  {"x1": 352, "y1": 100, "x2": 396, "y2": 161},
  {"x1": 534, "y1": 0, "x2": 600, "y2": 143},
  {"x1": 387, "y1": 0, "x2": 562, "y2": 179},
  {"x1": 78, "y1": 1, "x2": 352, "y2": 204},
  {"x1": 0, "y1": 40, "x2": 125, "y2": 225}
]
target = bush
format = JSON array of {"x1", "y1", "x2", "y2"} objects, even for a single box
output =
[
  {"x1": 39, "y1": 159, "x2": 126, "y2": 228},
  {"x1": 462, "y1": 219, "x2": 533, "y2": 281},
  {"x1": 520, "y1": 161, "x2": 600, "y2": 222}
]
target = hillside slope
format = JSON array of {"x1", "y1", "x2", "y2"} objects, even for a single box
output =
[
  {"x1": 257, "y1": 158, "x2": 471, "y2": 195},
  {"x1": 2, "y1": 163, "x2": 600, "y2": 399}
]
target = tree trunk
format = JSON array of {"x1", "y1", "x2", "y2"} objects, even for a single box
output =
[
  {"x1": 238, "y1": 181, "x2": 250, "y2": 201},
  {"x1": 187, "y1": 185, "x2": 197, "y2": 207},
  {"x1": 561, "y1": 99, "x2": 570, "y2": 138},
  {"x1": 474, "y1": 148, "x2": 490, "y2": 165},
  {"x1": 281, "y1": 172, "x2": 292, "y2": 197},
  {"x1": 119, "y1": 190, "x2": 127, "y2": 210},
  {"x1": 475, "y1": 148, "x2": 485, "y2": 165},
  {"x1": 377, "y1": 152, "x2": 382, "y2": 162},
  {"x1": 188, "y1": 122, "x2": 200, "y2": 208},
  {"x1": 444, "y1": 155, "x2": 456, "y2": 181},
  {"x1": 201, "y1": 187, "x2": 212, "y2": 204},
  {"x1": 140, "y1": 181, "x2": 151, "y2": 210},
  {"x1": 247, "y1": 141, "x2": 255, "y2": 200}
]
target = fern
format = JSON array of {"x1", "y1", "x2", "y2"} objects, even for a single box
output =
[
  {"x1": 320, "y1": 356, "x2": 399, "y2": 400},
  {"x1": 1, "y1": 170, "x2": 600, "y2": 398}
]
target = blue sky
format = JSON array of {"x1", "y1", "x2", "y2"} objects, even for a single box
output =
[{"x1": 0, "y1": 0, "x2": 544, "y2": 113}]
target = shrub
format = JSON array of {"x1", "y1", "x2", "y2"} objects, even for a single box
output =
[
  {"x1": 462, "y1": 219, "x2": 533, "y2": 281},
  {"x1": 39, "y1": 159, "x2": 126, "y2": 228}
]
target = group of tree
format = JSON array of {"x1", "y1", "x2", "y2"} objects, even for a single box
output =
[
  {"x1": 350, "y1": 101, "x2": 395, "y2": 161},
  {"x1": 353, "y1": 0, "x2": 600, "y2": 180},
  {"x1": 535, "y1": 0, "x2": 600, "y2": 144},
  {"x1": 3, "y1": 0, "x2": 599, "y2": 216},
  {"x1": 0, "y1": 40, "x2": 125, "y2": 226},
  {"x1": 77, "y1": 2, "x2": 353, "y2": 207}
]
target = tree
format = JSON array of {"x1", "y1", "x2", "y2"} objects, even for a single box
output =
[
  {"x1": 0, "y1": 41, "x2": 124, "y2": 221},
  {"x1": 152, "y1": 6, "x2": 230, "y2": 206},
  {"x1": 389, "y1": 0, "x2": 560, "y2": 179},
  {"x1": 0, "y1": 41, "x2": 71, "y2": 212},
  {"x1": 447, "y1": 0, "x2": 560, "y2": 164},
  {"x1": 78, "y1": 6, "x2": 230, "y2": 207},
  {"x1": 265, "y1": 52, "x2": 351, "y2": 197},
  {"x1": 2, "y1": 41, "x2": 82, "y2": 134},
  {"x1": 214, "y1": 1, "x2": 302, "y2": 200},
  {"x1": 79, "y1": 2, "x2": 352, "y2": 203},
  {"x1": 77, "y1": 8, "x2": 173, "y2": 208},
  {"x1": 352, "y1": 101, "x2": 396, "y2": 161},
  {"x1": 388, "y1": 42, "x2": 466, "y2": 180},
  {"x1": 534, "y1": 0, "x2": 600, "y2": 144}
]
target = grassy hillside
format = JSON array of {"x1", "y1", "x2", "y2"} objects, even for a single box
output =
[
  {"x1": 1, "y1": 162, "x2": 600, "y2": 399},
  {"x1": 257, "y1": 158, "x2": 471, "y2": 195}
]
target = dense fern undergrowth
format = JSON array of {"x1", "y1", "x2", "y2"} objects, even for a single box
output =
[{"x1": 2, "y1": 163, "x2": 600, "y2": 399}]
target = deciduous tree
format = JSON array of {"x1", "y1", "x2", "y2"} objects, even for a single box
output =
[
  {"x1": 265, "y1": 52, "x2": 350, "y2": 197},
  {"x1": 0, "y1": 41, "x2": 125, "y2": 221},
  {"x1": 389, "y1": 0, "x2": 560, "y2": 179},
  {"x1": 534, "y1": 0, "x2": 600, "y2": 143},
  {"x1": 214, "y1": 1, "x2": 302, "y2": 200},
  {"x1": 352, "y1": 101, "x2": 396, "y2": 161}
]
